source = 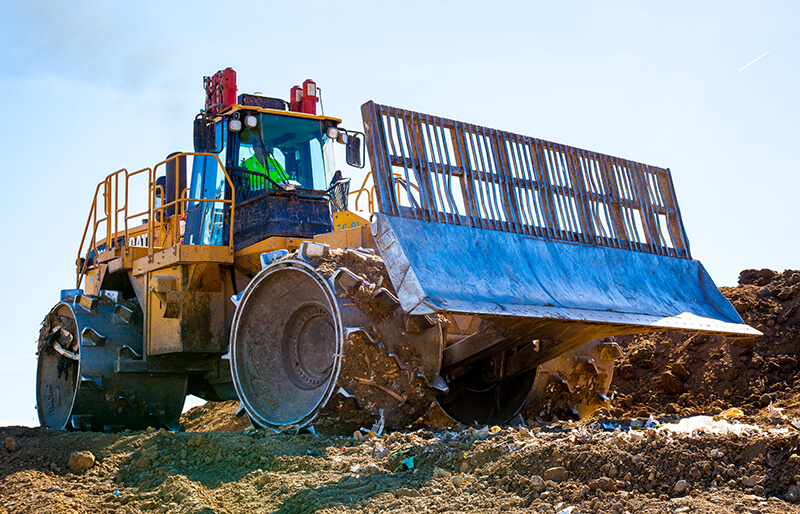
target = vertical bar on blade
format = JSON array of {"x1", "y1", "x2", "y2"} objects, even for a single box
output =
[
  {"x1": 426, "y1": 113, "x2": 457, "y2": 224},
  {"x1": 575, "y1": 149, "x2": 606, "y2": 245},
  {"x1": 603, "y1": 156, "x2": 633, "y2": 251},
  {"x1": 465, "y1": 127, "x2": 493, "y2": 230},
  {"x1": 390, "y1": 110, "x2": 420, "y2": 216},
  {"x1": 642, "y1": 164, "x2": 669, "y2": 253},
  {"x1": 403, "y1": 109, "x2": 440, "y2": 222},
  {"x1": 663, "y1": 168, "x2": 691, "y2": 258},
  {"x1": 362, "y1": 102, "x2": 398, "y2": 216},
  {"x1": 451, "y1": 121, "x2": 481, "y2": 228},
  {"x1": 551, "y1": 142, "x2": 582, "y2": 242},
  {"x1": 521, "y1": 136, "x2": 548, "y2": 237},
  {"x1": 478, "y1": 124, "x2": 508, "y2": 231},
  {"x1": 473, "y1": 126, "x2": 501, "y2": 231},
  {"x1": 529, "y1": 138, "x2": 559, "y2": 239},
  {"x1": 586, "y1": 152, "x2": 613, "y2": 245},
  {"x1": 491, "y1": 128, "x2": 522, "y2": 234},
  {"x1": 616, "y1": 160, "x2": 641, "y2": 250},
  {"x1": 431, "y1": 115, "x2": 461, "y2": 224},
  {"x1": 509, "y1": 133, "x2": 535, "y2": 235},
  {"x1": 627, "y1": 158, "x2": 660, "y2": 255},
  {"x1": 657, "y1": 168, "x2": 689, "y2": 257},
  {"x1": 564, "y1": 145, "x2": 595, "y2": 245},
  {"x1": 421, "y1": 113, "x2": 445, "y2": 220}
]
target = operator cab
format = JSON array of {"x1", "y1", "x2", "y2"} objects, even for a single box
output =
[{"x1": 184, "y1": 80, "x2": 363, "y2": 250}]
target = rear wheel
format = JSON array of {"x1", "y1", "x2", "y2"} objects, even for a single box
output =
[{"x1": 36, "y1": 295, "x2": 187, "y2": 431}]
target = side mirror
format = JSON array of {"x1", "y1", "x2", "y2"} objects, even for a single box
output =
[
  {"x1": 193, "y1": 117, "x2": 218, "y2": 153},
  {"x1": 345, "y1": 132, "x2": 365, "y2": 169}
]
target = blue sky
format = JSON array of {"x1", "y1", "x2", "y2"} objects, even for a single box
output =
[{"x1": 0, "y1": 1, "x2": 797, "y2": 426}]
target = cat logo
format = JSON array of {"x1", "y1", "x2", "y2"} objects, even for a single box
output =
[{"x1": 128, "y1": 234, "x2": 148, "y2": 247}]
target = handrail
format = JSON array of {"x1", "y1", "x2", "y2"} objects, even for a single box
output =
[
  {"x1": 76, "y1": 152, "x2": 235, "y2": 288},
  {"x1": 348, "y1": 171, "x2": 420, "y2": 215}
]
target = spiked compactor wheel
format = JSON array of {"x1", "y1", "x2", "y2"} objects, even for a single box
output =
[
  {"x1": 230, "y1": 257, "x2": 444, "y2": 432},
  {"x1": 36, "y1": 296, "x2": 187, "y2": 431}
]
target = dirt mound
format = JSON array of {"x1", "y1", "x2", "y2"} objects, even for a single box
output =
[
  {"x1": 6, "y1": 268, "x2": 800, "y2": 513},
  {"x1": 180, "y1": 401, "x2": 250, "y2": 433},
  {"x1": 4, "y1": 416, "x2": 800, "y2": 513},
  {"x1": 610, "y1": 269, "x2": 800, "y2": 419}
]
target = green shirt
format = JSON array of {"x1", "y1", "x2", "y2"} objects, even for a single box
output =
[{"x1": 242, "y1": 153, "x2": 288, "y2": 187}]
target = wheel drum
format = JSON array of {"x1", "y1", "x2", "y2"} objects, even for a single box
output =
[
  {"x1": 230, "y1": 259, "x2": 444, "y2": 432},
  {"x1": 231, "y1": 261, "x2": 344, "y2": 429},
  {"x1": 36, "y1": 299, "x2": 187, "y2": 431}
]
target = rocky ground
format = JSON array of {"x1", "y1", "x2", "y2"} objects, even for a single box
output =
[{"x1": 2, "y1": 269, "x2": 799, "y2": 514}]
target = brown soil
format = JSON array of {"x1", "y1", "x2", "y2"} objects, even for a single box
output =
[{"x1": 3, "y1": 268, "x2": 800, "y2": 513}]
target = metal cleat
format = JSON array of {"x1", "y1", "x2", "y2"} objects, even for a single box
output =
[
  {"x1": 117, "y1": 345, "x2": 142, "y2": 360},
  {"x1": 60, "y1": 289, "x2": 83, "y2": 302},
  {"x1": 81, "y1": 327, "x2": 106, "y2": 347},
  {"x1": 598, "y1": 341, "x2": 624, "y2": 360},
  {"x1": 372, "y1": 287, "x2": 401, "y2": 313},
  {"x1": 75, "y1": 294, "x2": 98, "y2": 313},
  {"x1": 336, "y1": 387, "x2": 361, "y2": 410},
  {"x1": 576, "y1": 356, "x2": 600, "y2": 375},
  {"x1": 260, "y1": 249, "x2": 288, "y2": 269},
  {"x1": 344, "y1": 326, "x2": 380, "y2": 346},
  {"x1": 70, "y1": 415, "x2": 93, "y2": 430},
  {"x1": 113, "y1": 304, "x2": 136, "y2": 325},
  {"x1": 331, "y1": 267, "x2": 365, "y2": 293},
  {"x1": 299, "y1": 241, "x2": 331, "y2": 261},
  {"x1": 101, "y1": 290, "x2": 122, "y2": 303},
  {"x1": 414, "y1": 370, "x2": 449, "y2": 393},
  {"x1": 80, "y1": 374, "x2": 104, "y2": 391},
  {"x1": 384, "y1": 350, "x2": 407, "y2": 370},
  {"x1": 230, "y1": 291, "x2": 245, "y2": 307}
]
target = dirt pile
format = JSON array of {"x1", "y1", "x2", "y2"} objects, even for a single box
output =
[
  {"x1": 3, "y1": 416, "x2": 800, "y2": 513},
  {"x1": 610, "y1": 269, "x2": 800, "y2": 419},
  {"x1": 4, "y1": 268, "x2": 800, "y2": 513}
]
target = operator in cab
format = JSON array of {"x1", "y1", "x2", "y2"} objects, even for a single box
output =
[{"x1": 241, "y1": 137, "x2": 289, "y2": 189}]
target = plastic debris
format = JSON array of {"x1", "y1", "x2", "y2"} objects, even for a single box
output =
[
  {"x1": 556, "y1": 506, "x2": 576, "y2": 514},
  {"x1": 767, "y1": 402, "x2": 786, "y2": 420},
  {"x1": 717, "y1": 407, "x2": 744, "y2": 419},
  {"x1": 350, "y1": 464, "x2": 360, "y2": 473},
  {"x1": 401, "y1": 456, "x2": 415, "y2": 470},
  {"x1": 659, "y1": 416, "x2": 760, "y2": 436},
  {"x1": 645, "y1": 414, "x2": 659, "y2": 428}
]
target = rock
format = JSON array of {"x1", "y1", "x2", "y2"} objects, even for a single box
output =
[
  {"x1": 742, "y1": 475, "x2": 764, "y2": 488},
  {"x1": 530, "y1": 475, "x2": 547, "y2": 492},
  {"x1": 67, "y1": 451, "x2": 96, "y2": 471},
  {"x1": 433, "y1": 467, "x2": 452, "y2": 480},
  {"x1": 588, "y1": 477, "x2": 617, "y2": 492},
  {"x1": 673, "y1": 479, "x2": 689, "y2": 495},
  {"x1": 608, "y1": 463, "x2": 618, "y2": 478},
  {"x1": 630, "y1": 345, "x2": 654, "y2": 368},
  {"x1": 671, "y1": 363, "x2": 690, "y2": 381},
  {"x1": 5, "y1": 437, "x2": 19, "y2": 453},
  {"x1": 544, "y1": 466, "x2": 569, "y2": 482},
  {"x1": 739, "y1": 269, "x2": 759, "y2": 285},
  {"x1": 451, "y1": 475, "x2": 464, "y2": 488},
  {"x1": 785, "y1": 484, "x2": 800, "y2": 502},
  {"x1": 757, "y1": 268, "x2": 776, "y2": 281},
  {"x1": 661, "y1": 371, "x2": 684, "y2": 393},
  {"x1": 133, "y1": 455, "x2": 150, "y2": 469},
  {"x1": 187, "y1": 434, "x2": 207, "y2": 447}
]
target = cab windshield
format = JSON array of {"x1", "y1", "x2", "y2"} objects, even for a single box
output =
[{"x1": 232, "y1": 113, "x2": 329, "y2": 191}]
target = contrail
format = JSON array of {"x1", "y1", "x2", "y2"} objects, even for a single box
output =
[{"x1": 738, "y1": 47, "x2": 777, "y2": 72}]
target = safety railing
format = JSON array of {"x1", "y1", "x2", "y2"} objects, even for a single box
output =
[
  {"x1": 362, "y1": 102, "x2": 691, "y2": 259},
  {"x1": 76, "y1": 152, "x2": 234, "y2": 287},
  {"x1": 348, "y1": 171, "x2": 420, "y2": 216}
]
